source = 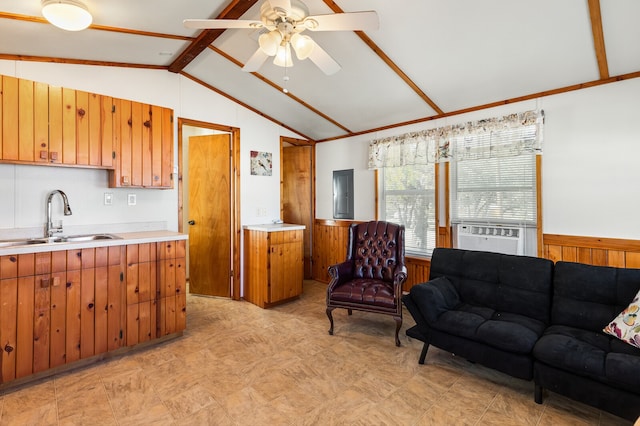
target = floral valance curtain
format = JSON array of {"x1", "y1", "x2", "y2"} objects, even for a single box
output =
[{"x1": 368, "y1": 110, "x2": 543, "y2": 169}]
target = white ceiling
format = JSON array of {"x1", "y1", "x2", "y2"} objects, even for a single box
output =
[{"x1": 0, "y1": 0, "x2": 637, "y2": 141}]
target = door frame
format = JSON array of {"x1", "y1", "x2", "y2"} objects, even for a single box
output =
[{"x1": 178, "y1": 117, "x2": 241, "y2": 300}]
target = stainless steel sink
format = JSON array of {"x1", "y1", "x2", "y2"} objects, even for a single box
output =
[
  {"x1": 53, "y1": 234, "x2": 122, "y2": 243},
  {"x1": 0, "y1": 234, "x2": 121, "y2": 248},
  {"x1": 0, "y1": 239, "x2": 49, "y2": 248}
]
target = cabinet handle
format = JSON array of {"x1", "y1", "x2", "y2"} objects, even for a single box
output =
[
  {"x1": 78, "y1": 108, "x2": 86, "y2": 118},
  {"x1": 143, "y1": 120, "x2": 151, "y2": 128},
  {"x1": 4, "y1": 344, "x2": 13, "y2": 353},
  {"x1": 188, "y1": 220, "x2": 195, "y2": 226}
]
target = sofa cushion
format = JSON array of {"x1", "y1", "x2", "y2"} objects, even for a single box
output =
[
  {"x1": 408, "y1": 277, "x2": 460, "y2": 324},
  {"x1": 534, "y1": 324, "x2": 640, "y2": 393},
  {"x1": 429, "y1": 248, "x2": 554, "y2": 324},
  {"x1": 432, "y1": 304, "x2": 545, "y2": 354},
  {"x1": 603, "y1": 288, "x2": 640, "y2": 349},
  {"x1": 552, "y1": 262, "x2": 640, "y2": 333}
]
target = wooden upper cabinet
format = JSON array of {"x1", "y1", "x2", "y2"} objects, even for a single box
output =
[
  {"x1": 0, "y1": 74, "x2": 172, "y2": 186},
  {"x1": 109, "y1": 100, "x2": 174, "y2": 189}
]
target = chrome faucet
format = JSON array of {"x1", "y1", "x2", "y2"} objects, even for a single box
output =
[{"x1": 45, "y1": 190, "x2": 72, "y2": 238}]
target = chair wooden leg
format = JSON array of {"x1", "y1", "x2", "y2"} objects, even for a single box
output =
[
  {"x1": 326, "y1": 308, "x2": 335, "y2": 335},
  {"x1": 394, "y1": 316, "x2": 402, "y2": 347}
]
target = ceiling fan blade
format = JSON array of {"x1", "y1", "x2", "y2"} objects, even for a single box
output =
[
  {"x1": 183, "y1": 19, "x2": 263, "y2": 30},
  {"x1": 268, "y1": 0, "x2": 292, "y2": 16},
  {"x1": 304, "y1": 11, "x2": 379, "y2": 32},
  {"x1": 307, "y1": 42, "x2": 341, "y2": 75},
  {"x1": 242, "y1": 48, "x2": 270, "y2": 72}
]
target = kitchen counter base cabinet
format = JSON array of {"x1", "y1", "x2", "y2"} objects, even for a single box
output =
[
  {"x1": 0, "y1": 239, "x2": 186, "y2": 389},
  {"x1": 244, "y1": 228, "x2": 304, "y2": 308}
]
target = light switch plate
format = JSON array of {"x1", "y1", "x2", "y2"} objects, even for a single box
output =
[
  {"x1": 127, "y1": 194, "x2": 136, "y2": 206},
  {"x1": 104, "y1": 193, "x2": 113, "y2": 205}
]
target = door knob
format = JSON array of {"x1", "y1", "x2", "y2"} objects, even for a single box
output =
[{"x1": 188, "y1": 220, "x2": 195, "y2": 225}]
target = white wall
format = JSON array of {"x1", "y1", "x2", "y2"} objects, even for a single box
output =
[
  {"x1": 317, "y1": 78, "x2": 640, "y2": 241},
  {"x1": 0, "y1": 60, "x2": 301, "y2": 238}
]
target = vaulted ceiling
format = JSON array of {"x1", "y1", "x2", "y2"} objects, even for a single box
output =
[{"x1": 1, "y1": 0, "x2": 639, "y2": 141}]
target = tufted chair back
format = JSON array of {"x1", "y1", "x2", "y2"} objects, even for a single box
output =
[{"x1": 348, "y1": 221, "x2": 405, "y2": 282}]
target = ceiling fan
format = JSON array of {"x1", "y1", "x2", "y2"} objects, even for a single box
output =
[{"x1": 184, "y1": 0, "x2": 379, "y2": 75}]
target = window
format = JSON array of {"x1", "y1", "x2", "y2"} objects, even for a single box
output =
[
  {"x1": 380, "y1": 163, "x2": 436, "y2": 257},
  {"x1": 450, "y1": 127, "x2": 538, "y2": 226}
]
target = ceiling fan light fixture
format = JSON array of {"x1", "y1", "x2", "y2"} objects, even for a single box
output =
[
  {"x1": 273, "y1": 43, "x2": 293, "y2": 67},
  {"x1": 258, "y1": 30, "x2": 282, "y2": 56},
  {"x1": 290, "y1": 33, "x2": 314, "y2": 60},
  {"x1": 41, "y1": 0, "x2": 92, "y2": 31}
]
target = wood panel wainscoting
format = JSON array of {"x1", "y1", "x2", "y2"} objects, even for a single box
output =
[
  {"x1": 542, "y1": 233, "x2": 640, "y2": 268},
  {"x1": 312, "y1": 219, "x2": 431, "y2": 291},
  {"x1": 312, "y1": 222, "x2": 640, "y2": 292}
]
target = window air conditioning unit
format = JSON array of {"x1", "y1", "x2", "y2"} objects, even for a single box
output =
[{"x1": 455, "y1": 224, "x2": 524, "y2": 256}]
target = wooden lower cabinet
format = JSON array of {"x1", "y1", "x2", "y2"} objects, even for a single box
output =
[
  {"x1": 0, "y1": 239, "x2": 186, "y2": 385},
  {"x1": 244, "y1": 228, "x2": 304, "y2": 308}
]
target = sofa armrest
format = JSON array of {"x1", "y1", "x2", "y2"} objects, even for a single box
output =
[{"x1": 408, "y1": 276, "x2": 461, "y2": 325}]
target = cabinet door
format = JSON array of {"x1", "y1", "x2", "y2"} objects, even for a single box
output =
[
  {"x1": 125, "y1": 243, "x2": 158, "y2": 345},
  {"x1": 18, "y1": 79, "x2": 34, "y2": 162},
  {"x1": 268, "y1": 231, "x2": 304, "y2": 304},
  {"x1": 75, "y1": 90, "x2": 102, "y2": 166},
  {"x1": 80, "y1": 248, "x2": 96, "y2": 360},
  {"x1": 33, "y1": 252, "x2": 52, "y2": 373},
  {"x1": 109, "y1": 101, "x2": 173, "y2": 189},
  {"x1": 49, "y1": 252, "x2": 67, "y2": 368},
  {"x1": 0, "y1": 276, "x2": 18, "y2": 382},
  {"x1": 107, "y1": 246, "x2": 125, "y2": 351},
  {"x1": 101, "y1": 96, "x2": 115, "y2": 168},
  {"x1": 2, "y1": 76, "x2": 19, "y2": 160}
]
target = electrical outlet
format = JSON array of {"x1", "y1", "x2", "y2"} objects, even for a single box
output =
[
  {"x1": 127, "y1": 194, "x2": 137, "y2": 206},
  {"x1": 104, "y1": 192, "x2": 113, "y2": 205},
  {"x1": 257, "y1": 207, "x2": 267, "y2": 217}
]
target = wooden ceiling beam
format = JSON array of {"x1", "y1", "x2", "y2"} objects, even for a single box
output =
[
  {"x1": 168, "y1": 0, "x2": 260, "y2": 73},
  {"x1": 587, "y1": 0, "x2": 609, "y2": 79},
  {"x1": 322, "y1": 0, "x2": 444, "y2": 115}
]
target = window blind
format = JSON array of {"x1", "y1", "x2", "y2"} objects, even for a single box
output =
[
  {"x1": 381, "y1": 163, "x2": 436, "y2": 256},
  {"x1": 451, "y1": 127, "x2": 537, "y2": 225}
]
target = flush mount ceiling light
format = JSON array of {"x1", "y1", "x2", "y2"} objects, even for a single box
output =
[
  {"x1": 42, "y1": 0, "x2": 93, "y2": 31},
  {"x1": 183, "y1": 0, "x2": 378, "y2": 75}
]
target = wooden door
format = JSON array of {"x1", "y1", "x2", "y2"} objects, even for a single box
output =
[
  {"x1": 188, "y1": 134, "x2": 232, "y2": 297},
  {"x1": 282, "y1": 145, "x2": 313, "y2": 278}
]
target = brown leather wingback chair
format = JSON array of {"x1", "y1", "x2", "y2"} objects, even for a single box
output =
[{"x1": 326, "y1": 221, "x2": 407, "y2": 346}]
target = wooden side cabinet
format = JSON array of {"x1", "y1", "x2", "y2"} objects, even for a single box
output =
[{"x1": 244, "y1": 225, "x2": 304, "y2": 308}]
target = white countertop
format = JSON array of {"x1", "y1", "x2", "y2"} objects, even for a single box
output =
[
  {"x1": 243, "y1": 223, "x2": 306, "y2": 232},
  {"x1": 0, "y1": 230, "x2": 188, "y2": 256}
]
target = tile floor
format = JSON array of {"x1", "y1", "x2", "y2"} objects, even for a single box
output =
[{"x1": 0, "y1": 281, "x2": 636, "y2": 425}]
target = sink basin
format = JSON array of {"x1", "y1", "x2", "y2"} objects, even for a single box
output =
[
  {"x1": 0, "y1": 234, "x2": 121, "y2": 248},
  {"x1": 0, "y1": 239, "x2": 48, "y2": 248},
  {"x1": 53, "y1": 234, "x2": 122, "y2": 243}
]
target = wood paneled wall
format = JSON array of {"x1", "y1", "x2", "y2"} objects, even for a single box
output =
[
  {"x1": 542, "y1": 234, "x2": 640, "y2": 268},
  {"x1": 312, "y1": 221, "x2": 640, "y2": 292}
]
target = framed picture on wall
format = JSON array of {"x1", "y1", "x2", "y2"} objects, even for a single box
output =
[{"x1": 250, "y1": 150, "x2": 272, "y2": 176}]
